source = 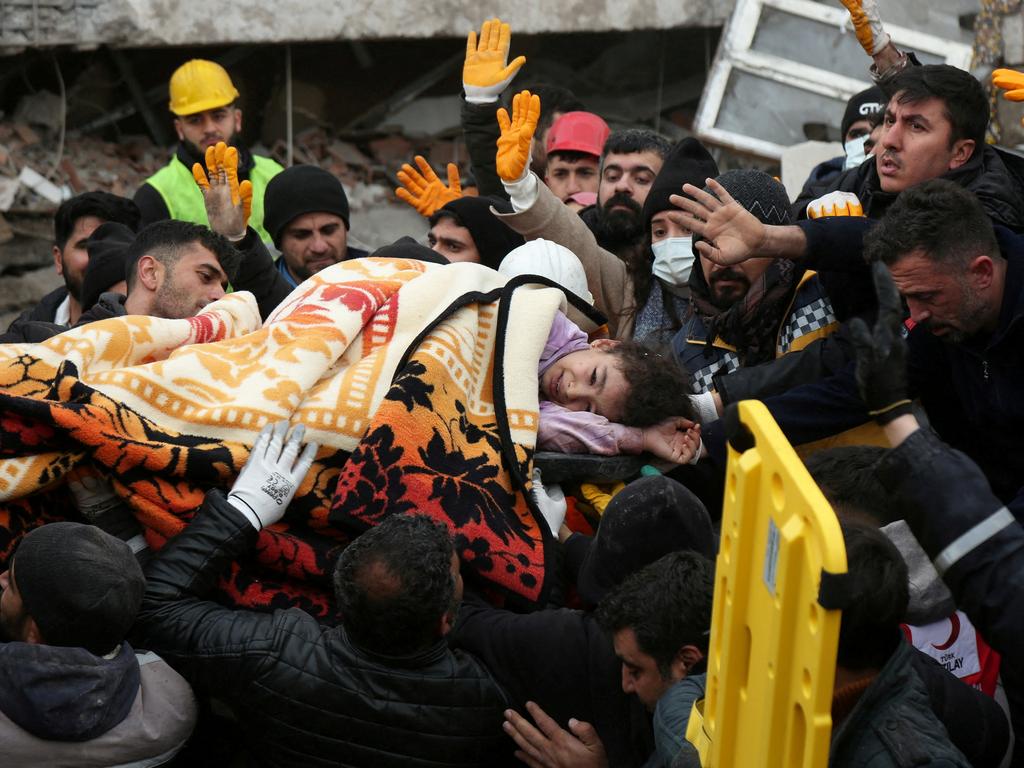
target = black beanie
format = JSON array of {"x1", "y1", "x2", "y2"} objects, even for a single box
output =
[
  {"x1": 576, "y1": 475, "x2": 715, "y2": 607},
  {"x1": 642, "y1": 137, "x2": 720, "y2": 233},
  {"x1": 14, "y1": 522, "x2": 145, "y2": 655},
  {"x1": 430, "y1": 196, "x2": 525, "y2": 270},
  {"x1": 80, "y1": 222, "x2": 135, "y2": 311},
  {"x1": 841, "y1": 86, "x2": 886, "y2": 143},
  {"x1": 370, "y1": 236, "x2": 449, "y2": 265},
  {"x1": 263, "y1": 165, "x2": 351, "y2": 249}
]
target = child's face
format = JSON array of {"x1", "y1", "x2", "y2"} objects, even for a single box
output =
[{"x1": 541, "y1": 340, "x2": 629, "y2": 422}]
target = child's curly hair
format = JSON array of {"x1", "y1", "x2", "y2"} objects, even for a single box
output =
[{"x1": 606, "y1": 342, "x2": 696, "y2": 427}]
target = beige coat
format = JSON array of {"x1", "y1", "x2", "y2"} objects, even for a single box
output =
[{"x1": 493, "y1": 178, "x2": 637, "y2": 340}]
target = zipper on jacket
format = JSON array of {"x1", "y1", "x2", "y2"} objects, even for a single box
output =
[{"x1": 982, "y1": 359, "x2": 990, "y2": 381}]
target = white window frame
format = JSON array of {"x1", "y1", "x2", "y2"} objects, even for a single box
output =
[{"x1": 695, "y1": 0, "x2": 974, "y2": 160}]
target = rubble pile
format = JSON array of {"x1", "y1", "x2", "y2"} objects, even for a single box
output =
[{"x1": 0, "y1": 91, "x2": 469, "y2": 324}]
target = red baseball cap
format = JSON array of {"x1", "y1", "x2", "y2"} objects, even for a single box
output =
[{"x1": 545, "y1": 111, "x2": 611, "y2": 158}]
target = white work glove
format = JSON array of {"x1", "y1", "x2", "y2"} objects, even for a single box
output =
[
  {"x1": 531, "y1": 467, "x2": 567, "y2": 537},
  {"x1": 839, "y1": 0, "x2": 890, "y2": 56},
  {"x1": 806, "y1": 190, "x2": 865, "y2": 219},
  {"x1": 228, "y1": 421, "x2": 318, "y2": 530}
]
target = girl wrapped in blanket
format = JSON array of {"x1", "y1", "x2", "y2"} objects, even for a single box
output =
[{"x1": 538, "y1": 311, "x2": 713, "y2": 465}]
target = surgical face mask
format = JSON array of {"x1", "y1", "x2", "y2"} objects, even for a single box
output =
[
  {"x1": 651, "y1": 236, "x2": 695, "y2": 286},
  {"x1": 844, "y1": 133, "x2": 869, "y2": 170}
]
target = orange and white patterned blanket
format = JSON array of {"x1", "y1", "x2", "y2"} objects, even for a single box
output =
[{"x1": 0, "y1": 257, "x2": 566, "y2": 614}]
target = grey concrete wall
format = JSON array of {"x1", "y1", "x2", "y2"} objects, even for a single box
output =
[{"x1": 1, "y1": 0, "x2": 733, "y2": 50}]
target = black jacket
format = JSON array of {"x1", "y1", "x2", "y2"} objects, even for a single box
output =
[
  {"x1": 449, "y1": 593, "x2": 654, "y2": 767},
  {"x1": 830, "y1": 641, "x2": 971, "y2": 767},
  {"x1": 133, "y1": 491, "x2": 511, "y2": 768},
  {"x1": 0, "y1": 285, "x2": 69, "y2": 344},
  {"x1": 709, "y1": 223, "x2": 1024, "y2": 516},
  {"x1": 875, "y1": 427, "x2": 1024, "y2": 762},
  {"x1": 75, "y1": 291, "x2": 127, "y2": 326},
  {"x1": 460, "y1": 97, "x2": 509, "y2": 201},
  {"x1": 793, "y1": 145, "x2": 1024, "y2": 230},
  {"x1": 0, "y1": 290, "x2": 126, "y2": 344},
  {"x1": 228, "y1": 228, "x2": 293, "y2": 320}
]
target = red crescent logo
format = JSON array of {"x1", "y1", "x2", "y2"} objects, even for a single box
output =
[{"x1": 932, "y1": 613, "x2": 961, "y2": 651}]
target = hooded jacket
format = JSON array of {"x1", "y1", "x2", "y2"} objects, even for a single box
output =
[{"x1": 0, "y1": 642, "x2": 195, "y2": 767}]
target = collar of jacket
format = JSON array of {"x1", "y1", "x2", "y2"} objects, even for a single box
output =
[{"x1": 340, "y1": 627, "x2": 452, "y2": 669}]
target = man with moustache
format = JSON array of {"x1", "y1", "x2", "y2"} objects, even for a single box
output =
[
  {"x1": 135, "y1": 59, "x2": 282, "y2": 243},
  {"x1": 793, "y1": 64, "x2": 1024, "y2": 229},
  {"x1": 671, "y1": 169, "x2": 839, "y2": 394},
  {"x1": 2, "y1": 191, "x2": 139, "y2": 340},
  {"x1": 579, "y1": 129, "x2": 672, "y2": 262}
]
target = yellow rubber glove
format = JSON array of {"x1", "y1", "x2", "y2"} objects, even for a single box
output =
[
  {"x1": 993, "y1": 68, "x2": 1024, "y2": 101},
  {"x1": 464, "y1": 18, "x2": 527, "y2": 104},
  {"x1": 839, "y1": 0, "x2": 890, "y2": 56},
  {"x1": 806, "y1": 190, "x2": 865, "y2": 219},
  {"x1": 496, "y1": 90, "x2": 541, "y2": 183},
  {"x1": 395, "y1": 155, "x2": 462, "y2": 217},
  {"x1": 192, "y1": 141, "x2": 252, "y2": 238}
]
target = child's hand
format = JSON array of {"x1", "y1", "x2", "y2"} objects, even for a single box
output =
[{"x1": 641, "y1": 419, "x2": 702, "y2": 465}]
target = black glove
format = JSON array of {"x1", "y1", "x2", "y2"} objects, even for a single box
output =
[{"x1": 849, "y1": 262, "x2": 913, "y2": 424}]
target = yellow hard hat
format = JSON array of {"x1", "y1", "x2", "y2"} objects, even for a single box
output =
[{"x1": 168, "y1": 59, "x2": 240, "y2": 116}]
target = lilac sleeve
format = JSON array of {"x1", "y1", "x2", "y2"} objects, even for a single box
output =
[{"x1": 538, "y1": 401, "x2": 644, "y2": 455}]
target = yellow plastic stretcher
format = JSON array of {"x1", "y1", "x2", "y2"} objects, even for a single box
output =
[{"x1": 687, "y1": 401, "x2": 848, "y2": 768}]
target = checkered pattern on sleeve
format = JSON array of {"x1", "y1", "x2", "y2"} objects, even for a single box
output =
[
  {"x1": 691, "y1": 351, "x2": 741, "y2": 394},
  {"x1": 777, "y1": 297, "x2": 837, "y2": 354}
]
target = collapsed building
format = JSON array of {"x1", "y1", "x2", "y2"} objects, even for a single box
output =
[{"x1": 0, "y1": 0, "x2": 1015, "y2": 324}]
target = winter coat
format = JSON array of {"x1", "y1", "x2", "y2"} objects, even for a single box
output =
[
  {"x1": 672, "y1": 270, "x2": 838, "y2": 394},
  {"x1": 133, "y1": 490, "x2": 511, "y2": 768},
  {"x1": 875, "y1": 426, "x2": 1024, "y2": 760},
  {"x1": 792, "y1": 145, "x2": 1024, "y2": 230},
  {"x1": 829, "y1": 641, "x2": 971, "y2": 767},
  {"x1": 493, "y1": 175, "x2": 637, "y2": 340},
  {"x1": 449, "y1": 593, "x2": 655, "y2": 767},
  {"x1": 706, "y1": 224, "x2": 1024, "y2": 516},
  {"x1": 0, "y1": 641, "x2": 195, "y2": 768},
  {"x1": 0, "y1": 285, "x2": 69, "y2": 344}
]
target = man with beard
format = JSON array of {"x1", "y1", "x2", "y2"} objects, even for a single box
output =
[
  {"x1": 677, "y1": 177, "x2": 1024, "y2": 521},
  {"x1": 3, "y1": 192, "x2": 139, "y2": 339},
  {"x1": 490, "y1": 91, "x2": 670, "y2": 340},
  {"x1": 81, "y1": 219, "x2": 240, "y2": 322},
  {"x1": 579, "y1": 129, "x2": 672, "y2": 263},
  {"x1": 135, "y1": 60, "x2": 282, "y2": 243},
  {"x1": 671, "y1": 170, "x2": 839, "y2": 394}
]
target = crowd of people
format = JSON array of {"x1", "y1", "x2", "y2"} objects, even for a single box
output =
[{"x1": 1, "y1": 1, "x2": 1023, "y2": 766}]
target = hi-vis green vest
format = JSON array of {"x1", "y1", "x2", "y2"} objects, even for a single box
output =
[{"x1": 146, "y1": 154, "x2": 282, "y2": 244}]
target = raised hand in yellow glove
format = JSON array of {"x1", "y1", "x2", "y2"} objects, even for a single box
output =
[
  {"x1": 993, "y1": 68, "x2": 1024, "y2": 101},
  {"x1": 839, "y1": 0, "x2": 890, "y2": 56},
  {"x1": 192, "y1": 141, "x2": 253, "y2": 240},
  {"x1": 464, "y1": 18, "x2": 527, "y2": 104},
  {"x1": 496, "y1": 90, "x2": 541, "y2": 183},
  {"x1": 806, "y1": 190, "x2": 865, "y2": 219},
  {"x1": 395, "y1": 155, "x2": 463, "y2": 217}
]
